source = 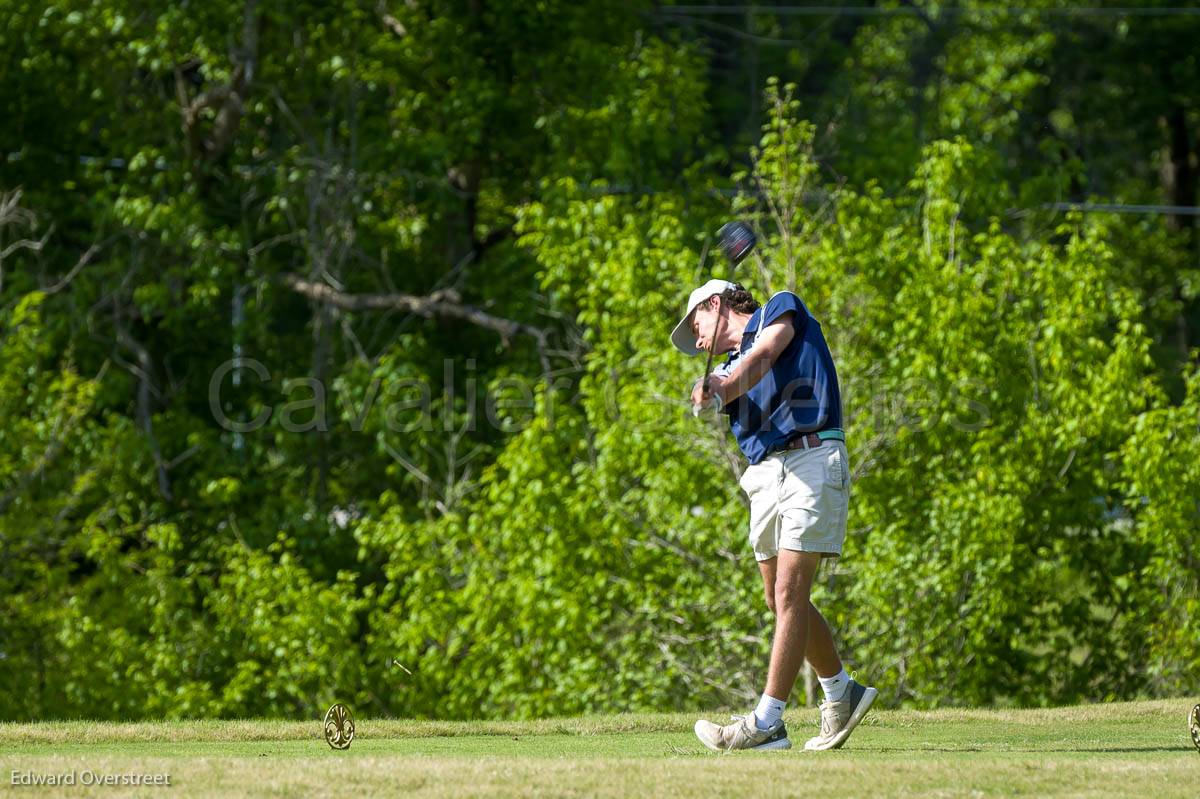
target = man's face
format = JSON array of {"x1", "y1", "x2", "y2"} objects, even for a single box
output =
[{"x1": 691, "y1": 296, "x2": 723, "y2": 353}]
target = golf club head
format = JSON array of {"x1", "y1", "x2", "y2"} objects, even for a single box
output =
[{"x1": 717, "y1": 221, "x2": 756, "y2": 265}]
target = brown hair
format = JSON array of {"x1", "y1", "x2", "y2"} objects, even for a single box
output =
[{"x1": 720, "y1": 284, "x2": 760, "y2": 314}]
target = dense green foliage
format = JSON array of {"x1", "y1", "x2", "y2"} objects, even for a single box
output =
[{"x1": 1, "y1": 1, "x2": 1197, "y2": 720}]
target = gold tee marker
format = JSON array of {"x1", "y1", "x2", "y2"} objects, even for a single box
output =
[{"x1": 324, "y1": 703, "x2": 355, "y2": 750}]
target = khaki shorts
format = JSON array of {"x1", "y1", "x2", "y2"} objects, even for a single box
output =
[{"x1": 739, "y1": 441, "x2": 851, "y2": 562}]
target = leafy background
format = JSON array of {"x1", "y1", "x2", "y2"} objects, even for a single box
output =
[{"x1": 1, "y1": 1, "x2": 1197, "y2": 720}]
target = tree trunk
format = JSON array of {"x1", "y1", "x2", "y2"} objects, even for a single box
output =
[{"x1": 1163, "y1": 106, "x2": 1198, "y2": 359}]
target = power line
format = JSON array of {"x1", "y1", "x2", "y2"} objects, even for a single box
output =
[
  {"x1": 659, "y1": 11, "x2": 836, "y2": 45},
  {"x1": 659, "y1": 5, "x2": 1200, "y2": 17},
  {"x1": 1036, "y1": 202, "x2": 1200, "y2": 216},
  {"x1": 10, "y1": 153, "x2": 1200, "y2": 216},
  {"x1": 589, "y1": 184, "x2": 1200, "y2": 217}
]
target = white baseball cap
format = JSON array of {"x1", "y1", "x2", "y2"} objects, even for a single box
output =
[{"x1": 670, "y1": 278, "x2": 738, "y2": 355}]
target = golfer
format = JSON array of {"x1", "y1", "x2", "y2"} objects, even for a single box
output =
[{"x1": 672, "y1": 278, "x2": 877, "y2": 752}]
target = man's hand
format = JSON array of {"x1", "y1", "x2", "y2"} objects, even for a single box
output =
[{"x1": 691, "y1": 374, "x2": 727, "y2": 413}]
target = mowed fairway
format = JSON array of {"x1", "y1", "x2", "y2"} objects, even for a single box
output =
[{"x1": 2, "y1": 700, "x2": 1196, "y2": 797}]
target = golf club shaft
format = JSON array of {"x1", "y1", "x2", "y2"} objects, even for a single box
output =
[
  {"x1": 694, "y1": 310, "x2": 724, "y2": 416},
  {"x1": 693, "y1": 220, "x2": 755, "y2": 416},
  {"x1": 702, "y1": 310, "x2": 723, "y2": 393}
]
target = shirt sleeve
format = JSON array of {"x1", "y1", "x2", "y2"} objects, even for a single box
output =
[{"x1": 759, "y1": 291, "x2": 810, "y2": 335}]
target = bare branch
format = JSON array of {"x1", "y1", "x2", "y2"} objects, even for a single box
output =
[
  {"x1": 115, "y1": 325, "x2": 173, "y2": 502},
  {"x1": 44, "y1": 243, "x2": 100, "y2": 294},
  {"x1": 0, "y1": 190, "x2": 47, "y2": 295},
  {"x1": 278, "y1": 272, "x2": 550, "y2": 357},
  {"x1": 175, "y1": 0, "x2": 259, "y2": 163},
  {"x1": 0, "y1": 230, "x2": 50, "y2": 262},
  {"x1": 0, "y1": 189, "x2": 36, "y2": 230},
  {"x1": 379, "y1": 1, "x2": 408, "y2": 37}
]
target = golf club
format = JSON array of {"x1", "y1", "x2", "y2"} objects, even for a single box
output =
[{"x1": 693, "y1": 221, "x2": 757, "y2": 417}]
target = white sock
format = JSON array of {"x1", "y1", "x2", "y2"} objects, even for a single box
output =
[
  {"x1": 753, "y1": 693, "x2": 787, "y2": 730},
  {"x1": 819, "y1": 669, "x2": 850, "y2": 703}
]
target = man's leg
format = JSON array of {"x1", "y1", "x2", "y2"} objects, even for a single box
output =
[
  {"x1": 764, "y1": 549, "x2": 823, "y2": 699},
  {"x1": 757, "y1": 557, "x2": 843, "y2": 679},
  {"x1": 692, "y1": 553, "x2": 818, "y2": 752},
  {"x1": 761, "y1": 551, "x2": 877, "y2": 752}
]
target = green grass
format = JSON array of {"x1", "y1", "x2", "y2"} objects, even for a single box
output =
[{"x1": 2, "y1": 700, "x2": 1197, "y2": 797}]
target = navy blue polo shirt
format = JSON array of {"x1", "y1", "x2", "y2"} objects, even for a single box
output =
[{"x1": 712, "y1": 292, "x2": 843, "y2": 465}]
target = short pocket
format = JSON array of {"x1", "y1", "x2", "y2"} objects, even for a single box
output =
[
  {"x1": 739, "y1": 461, "x2": 770, "y2": 494},
  {"x1": 826, "y1": 446, "x2": 848, "y2": 491},
  {"x1": 738, "y1": 464, "x2": 756, "y2": 493}
]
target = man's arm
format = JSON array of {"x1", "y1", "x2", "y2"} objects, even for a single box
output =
[{"x1": 711, "y1": 312, "x2": 796, "y2": 405}]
